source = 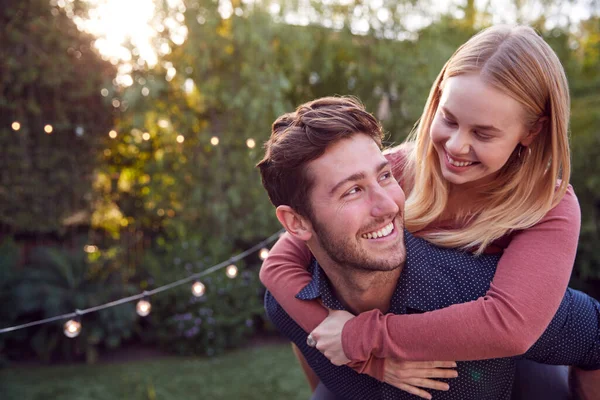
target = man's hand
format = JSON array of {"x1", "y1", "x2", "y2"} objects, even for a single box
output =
[
  {"x1": 310, "y1": 309, "x2": 355, "y2": 365},
  {"x1": 384, "y1": 359, "x2": 459, "y2": 400}
]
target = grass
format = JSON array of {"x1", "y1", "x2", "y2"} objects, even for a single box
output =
[{"x1": 0, "y1": 343, "x2": 311, "y2": 400}]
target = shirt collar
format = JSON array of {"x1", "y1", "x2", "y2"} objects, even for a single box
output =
[{"x1": 295, "y1": 229, "x2": 421, "y2": 311}]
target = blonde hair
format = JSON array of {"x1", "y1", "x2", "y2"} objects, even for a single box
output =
[{"x1": 404, "y1": 25, "x2": 571, "y2": 254}]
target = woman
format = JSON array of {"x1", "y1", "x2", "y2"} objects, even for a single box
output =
[{"x1": 260, "y1": 25, "x2": 587, "y2": 398}]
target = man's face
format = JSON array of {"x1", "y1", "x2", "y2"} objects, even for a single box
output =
[{"x1": 305, "y1": 133, "x2": 406, "y2": 272}]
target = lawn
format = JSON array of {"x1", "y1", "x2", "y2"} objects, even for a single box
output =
[{"x1": 0, "y1": 343, "x2": 311, "y2": 400}]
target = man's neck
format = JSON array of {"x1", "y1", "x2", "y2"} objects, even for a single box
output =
[{"x1": 326, "y1": 267, "x2": 401, "y2": 315}]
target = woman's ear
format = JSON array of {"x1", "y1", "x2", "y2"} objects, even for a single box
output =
[
  {"x1": 275, "y1": 205, "x2": 313, "y2": 241},
  {"x1": 521, "y1": 116, "x2": 548, "y2": 147}
]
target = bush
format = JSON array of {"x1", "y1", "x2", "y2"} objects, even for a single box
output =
[
  {"x1": 4, "y1": 241, "x2": 138, "y2": 363},
  {"x1": 136, "y1": 239, "x2": 267, "y2": 357}
]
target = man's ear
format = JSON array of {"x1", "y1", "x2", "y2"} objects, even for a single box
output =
[
  {"x1": 275, "y1": 205, "x2": 313, "y2": 241},
  {"x1": 521, "y1": 116, "x2": 547, "y2": 147}
]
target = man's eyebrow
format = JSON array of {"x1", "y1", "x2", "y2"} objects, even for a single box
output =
[
  {"x1": 441, "y1": 107, "x2": 502, "y2": 133},
  {"x1": 329, "y1": 160, "x2": 390, "y2": 196}
]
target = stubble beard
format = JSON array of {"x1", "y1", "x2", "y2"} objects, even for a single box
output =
[{"x1": 311, "y1": 216, "x2": 405, "y2": 273}]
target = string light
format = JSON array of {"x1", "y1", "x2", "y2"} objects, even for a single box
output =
[
  {"x1": 44, "y1": 124, "x2": 53, "y2": 134},
  {"x1": 84, "y1": 245, "x2": 98, "y2": 253},
  {"x1": 63, "y1": 319, "x2": 82, "y2": 338},
  {"x1": 142, "y1": 132, "x2": 151, "y2": 141},
  {"x1": 191, "y1": 281, "x2": 206, "y2": 297},
  {"x1": 64, "y1": 310, "x2": 82, "y2": 338},
  {"x1": 246, "y1": 138, "x2": 256, "y2": 148},
  {"x1": 225, "y1": 264, "x2": 238, "y2": 279},
  {"x1": 210, "y1": 136, "x2": 219, "y2": 146},
  {"x1": 176, "y1": 135, "x2": 185, "y2": 143},
  {"x1": 11, "y1": 122, "x2": 20, "y2": 131},
  {"x1": 0, "y1": 230, "x2": 284, "y2": 335},
  {"x1": 109, "y1": 130, "x2": 117, "y2": 138},
  {"x1": 259, "y1": 248, "x2": 269, "y2": 260},
  {"x1": 136, "y1": 296, "x2": 151, "y2": 317}
]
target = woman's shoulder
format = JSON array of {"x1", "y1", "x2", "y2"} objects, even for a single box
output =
[
  {"x1": 383, "y1": 141, "x2": 414, "y2": 162},
  {"x1": 383, "y1": 141, "x2": 415, "y2": 188},
  {"x1": 493, "y1": 184, "x2": 580, "y2": 251},
  {"x1": 547, "y1": 183, "x2": 580, "y2": 221}
]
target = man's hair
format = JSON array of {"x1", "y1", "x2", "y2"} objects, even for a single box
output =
[{"x1": 257, "y1": 96, "x2": 383, "y2": 219}]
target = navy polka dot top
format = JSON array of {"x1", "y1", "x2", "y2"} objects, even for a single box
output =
[{"x1": 265, "y1": 230, "x2": 600, "y2": 399}]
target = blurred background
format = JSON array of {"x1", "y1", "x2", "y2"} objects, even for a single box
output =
[{"x1": 0, "y1": 0, "x2": 598, "y2": 398}]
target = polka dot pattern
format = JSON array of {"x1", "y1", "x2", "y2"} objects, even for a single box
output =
[{"x1": 266, "y1": 230, "x2": 600, "y2": 399}]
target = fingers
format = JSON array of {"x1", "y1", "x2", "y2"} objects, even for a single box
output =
[
  {"x1": 408, "y1": 368, "x2": 459, "y2": 379},
  {"x1": 401, "y1": 360, "x2": 457, "y2": 369},
  {"x1": 403, "y1": 377, "x2": 451, "y2": 391},
  {"x1": 394, "y1": 383, "x2": 433, "y2": 400}
]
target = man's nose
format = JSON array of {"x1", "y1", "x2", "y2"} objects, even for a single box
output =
[
  {"x1": 371, "y1": 187, "x2": 399, "y2": 217},
  {"x1": 446, "y1": 130, "x2": 471, "y2": 155}
]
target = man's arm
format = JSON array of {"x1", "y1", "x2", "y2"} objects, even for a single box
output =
[
  {"x1": 292, "y1": 343, "x2": 320, "y2": 392},
  {"x1": 522, "y1": 288, "x2": 599, "y2": 397}
]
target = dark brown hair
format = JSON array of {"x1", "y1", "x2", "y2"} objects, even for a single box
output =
[{"x1": 257, "y1": 96, "x2": 383, "y2": 219}]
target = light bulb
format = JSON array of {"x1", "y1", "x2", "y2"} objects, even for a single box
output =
[
  {"x1": 109, "y1": 130, "x2": 117, "y2": 138},
  {"x1": 11, "y1": 122, "x2": 20, "y2": 131},
  {"x1": 210, "y1": 136, "x2": 219, "y2": 146},
  {"x1": 136, "y1": 299, "x2": 151, "y2": 317},
  {"x1": 225, "y1": 264, "x2": 238, "y2": 279},
  {"x1": 64, "y1": 319, "x2": 81, "y2": 338},
  {"x1": 176, "y1": 135, "x2": 185, "y2": 143},
  {"x1": 259, "y1": 248, "x2": 269, "y2": 260},
  {"x1": 246, "y1": 138, "x2": 255, "y2": 148},
  {"x1": 44, "y1": 124, "x2": 53, "y2": 134},
  {"x1": 192, "y1": 281, "x2": 206, "y2": 297}
]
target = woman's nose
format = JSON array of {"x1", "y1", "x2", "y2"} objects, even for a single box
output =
[{"x1": 445, "y1": 130, "x2": 471, "y2": 155}]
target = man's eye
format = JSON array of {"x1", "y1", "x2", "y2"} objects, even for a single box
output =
[
  {"x1": 344, "y1": 187, "x2": 360, "y2": 196},
  {"x1": 380, "y1": 172, "x2": 392, "y2": 181}
]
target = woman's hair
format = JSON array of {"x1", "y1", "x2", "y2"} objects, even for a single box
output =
[{"x1": 404, "y1": 25, "x2": 571, "y2": 254}]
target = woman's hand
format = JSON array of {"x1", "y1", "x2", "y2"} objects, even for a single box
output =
[
  {"x1": 384, "y1": 359, "x2": 458, "y2": 400},
  {"x1": 310, "y1": 309, "x2": 355, "y2": 365}
]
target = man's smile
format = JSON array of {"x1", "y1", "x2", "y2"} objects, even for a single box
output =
[{"x1": 361, "y1": 220, "x2": 395, "y2": 240}]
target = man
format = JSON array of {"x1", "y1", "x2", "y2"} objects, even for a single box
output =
[{"x1": 256, "y1": 96, "x2": 599, "y2": 399}]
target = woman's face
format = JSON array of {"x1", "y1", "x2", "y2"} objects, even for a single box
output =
[{"x1": 430, "y1": 73, "x2": 534, "y2": 188}]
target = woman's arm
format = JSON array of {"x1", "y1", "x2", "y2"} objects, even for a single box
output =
[
  {"x1": 260, "y1": 233, "x2": 460, "y2": 387},
  {"x1": 341, "y1": 186, "x2": 581, "y2": 362},
  {"x1": 259, "y1": 143, "x2": 413, "y2": 334},
  {"x1": 260, "y1": 232, "x2": 390, "y2": 379},
  {"x1": 259, "y1": 232, "x2": 327, "y2": 333}
]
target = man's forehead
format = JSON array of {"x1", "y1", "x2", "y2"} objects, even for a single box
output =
[{"x1": 308, "y1": 134, "x2": 386, "y2": 192}]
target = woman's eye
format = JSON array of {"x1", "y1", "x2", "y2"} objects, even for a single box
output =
[
  {"x1": 443, "y1": 116, "x2": 457, "y2": 126},
  {"x1": 474, "y1": 131, "x2": 492, "y2": 141}
]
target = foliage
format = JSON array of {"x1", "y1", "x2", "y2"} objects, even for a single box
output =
[
  {"x1": 568, "y1": 17, "x2": 600, "y2": 297},
  {"x1": 2, "y1": 0, "x2": 600, "y2": 365},
  {"x1": 0, "y1": 0, "x2": 115, "y2": 234},
  {"x1": 6, "y1": 243, "x2": 137, "y2": 363},
  {"x1": 0, "y1": 238, "x2": 21, "y2": 366},
  {"x1": 134, "y1": 242, "x2": 266, "y2": 356}
]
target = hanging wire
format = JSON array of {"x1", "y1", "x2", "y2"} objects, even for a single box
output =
[{"x1": 0, "y1": 229, "x2": 284, "y2": 334}]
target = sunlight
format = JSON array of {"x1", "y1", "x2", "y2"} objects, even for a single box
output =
[{"x1": 80, "y1": 0, "x2": 158, "y2": 67}]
